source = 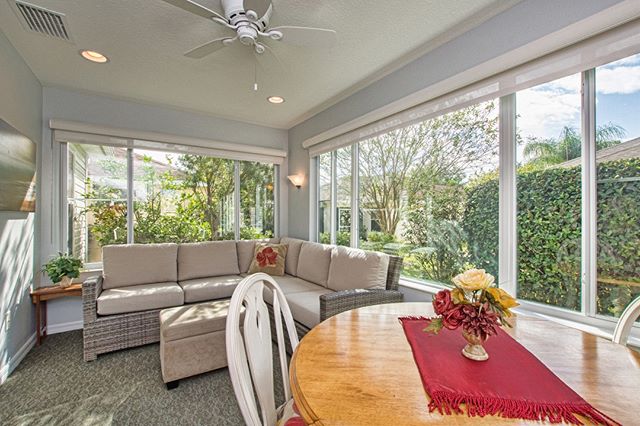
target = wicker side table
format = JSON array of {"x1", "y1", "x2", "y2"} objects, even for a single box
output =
[{"x1": 30, "y1": 283, "x2": 82, "y2": 345}]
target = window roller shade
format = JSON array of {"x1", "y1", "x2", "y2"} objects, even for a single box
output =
[{"x1": 306, "y1": 18, "x2": 640, "y2": 157}]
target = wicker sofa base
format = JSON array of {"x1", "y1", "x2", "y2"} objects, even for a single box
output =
[{"x1": 83, "y1": 309, "x2": 161, "y2": 361}]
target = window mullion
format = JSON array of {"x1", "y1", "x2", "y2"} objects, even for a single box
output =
[
  {"x1": 234, "y1": 160, "x2": 241, "y2": 240},
  {"x1": 498, "y1": 94, "x2": 517, "y2": 297},
  {"x1": 330, "y1": 151, "x2": 337, "y2": 245},
  {"x1": 274, "y1": 165, "x2": 280, "y2": 238},
  {"x1": 310, "y1": 157, "x2": 318, "y2": 242},
  {"x1": 126, "y1": 147, "x2": 134, "y2": 244},
  {"x1": 350, "y1": 143, "x2": 359, "y2": 248},
  {"x1": 581, "y1": 69, "x2": 597, "y2": 317},
  {"x1": 59, "y1": 142, "x2": 69, "y2": 252}
]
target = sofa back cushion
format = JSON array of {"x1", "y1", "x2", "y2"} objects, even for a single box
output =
[
  {"x1": 280, "y1": 237, "x2": 304, "y2": 276},
  {"x1": 178, "y1": 241, "x2": 239, "y2": 281},
  {"x1": 327, "y1": 246, "x2": 390, "y2": 292},
  {"x1": 102, "y1": 243, "x2": 178, "y2": 289},
  {"x1": 296, "y1": 242, "x2": 333, "y2": 287},
  {"x1": 236, "y1": 238, "x2": 280, "y2": 273}
]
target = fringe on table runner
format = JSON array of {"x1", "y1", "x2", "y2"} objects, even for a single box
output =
[{"x1": 427, "y1": 391, "x2": 621, "y2": 426}]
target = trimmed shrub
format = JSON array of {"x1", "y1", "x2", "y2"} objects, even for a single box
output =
[{"x1": 463, "y1": 159, "x2": 640, "y2": 314}]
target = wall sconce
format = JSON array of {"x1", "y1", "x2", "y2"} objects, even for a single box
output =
[{"x1": 287, "y1": 174, "x2": 304, "y2": 189}]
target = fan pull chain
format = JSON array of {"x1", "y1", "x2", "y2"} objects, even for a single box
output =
[{"x1": 253, "y1": 62, "x2": 258, "y2": 91}]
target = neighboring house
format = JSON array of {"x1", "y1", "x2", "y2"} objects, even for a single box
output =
[{"x1": 560, "y1": 137, "x2": 640, "y2": 167}]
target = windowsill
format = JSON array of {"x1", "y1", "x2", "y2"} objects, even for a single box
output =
[{"x1": 398, "y1": 278, "x2": 640, "y2": 349}]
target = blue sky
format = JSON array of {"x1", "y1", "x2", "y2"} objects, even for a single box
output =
[{"x1": 517, "y1": 53, "x2": 640, "y2": 144}]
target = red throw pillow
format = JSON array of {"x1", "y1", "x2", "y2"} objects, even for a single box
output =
[{"x1": 248, "y1": 243, "x2": 287, "y2": 276}]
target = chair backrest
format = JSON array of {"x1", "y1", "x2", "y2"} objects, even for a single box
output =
[
  {"x1": 612, "y1": 295, "x2": 640, "y2": 345},
  {"x1": 226, "y1": 273, "x2": 300, "y2": 426}
]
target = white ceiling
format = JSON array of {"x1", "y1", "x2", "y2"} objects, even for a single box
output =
[{"x1": 0, "y1": 0, "x2": 514, "y2": 129}]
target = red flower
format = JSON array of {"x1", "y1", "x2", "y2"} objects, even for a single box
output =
[
  {"x1": 433, "y1": 290, "x2": 454, "y2": 315},
  {"x1": 256, "y1": 247, "x2": 278, "y2": 267},
  {"x1": 460, "y1": 303, "x2": 499, "y2": 340},
  {"x1": 442, "y1": 305, "x2": 465, "y2": 330}
]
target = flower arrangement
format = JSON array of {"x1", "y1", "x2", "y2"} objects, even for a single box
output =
[{"x1": 425, "y1": 269, "x2": 518, "y2": 360}]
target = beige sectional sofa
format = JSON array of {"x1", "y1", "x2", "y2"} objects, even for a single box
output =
[{"x1": 82, "y1": 237, "x2": 403, "y2": 361}]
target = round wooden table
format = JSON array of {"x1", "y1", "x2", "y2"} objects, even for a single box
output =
[{"x1": 290, "y1": 303, "x2": 640, "y2": 425}]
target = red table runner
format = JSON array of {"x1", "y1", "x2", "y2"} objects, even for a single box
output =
[{"x1": 399, "y1": 316, "x2": 619, "y2": 425}]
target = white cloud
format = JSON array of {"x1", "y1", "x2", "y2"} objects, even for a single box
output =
[
  {"x1": 517, "y1": 78, "x2": 581, "y2": 140},
  {"x1": 597, "y1": 66, "x2": 640, "y2": 95}
]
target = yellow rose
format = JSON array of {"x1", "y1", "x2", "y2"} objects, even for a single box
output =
[
  {"x1": 486, "y1": 287, "x2": 519, "y2": 313},
  {"x1": 452, "y1": 269, "x2": 495, "y2": 291}
]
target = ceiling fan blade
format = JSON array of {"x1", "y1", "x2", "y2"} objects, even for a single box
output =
[
  {"x1": 161, "y1": 0, "x2": 226, "y2": 21},
  {"x1": 270, "y1": 26, "x2": 337, "y2": 48},
  {"x1": 184, "y1": 38, "x2": 232, "y2": 58},
  {"x1": 243, "y1": 0, "x2": 271, "y2": 18}
]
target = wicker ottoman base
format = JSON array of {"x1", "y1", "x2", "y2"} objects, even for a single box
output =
[{"x1": 159, "y1": 300, "x2": 232, "y2": 385}]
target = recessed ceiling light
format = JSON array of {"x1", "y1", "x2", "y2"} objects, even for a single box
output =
[
  {"x1": 267, "y1": 96, "x2": 285, "y2": 104},
  {"x1": 80, "y1": 50, "x2": 109, "y2": 63}
]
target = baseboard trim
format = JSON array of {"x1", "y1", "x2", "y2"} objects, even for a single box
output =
[
  {"x1": 0, "y1": 332, "x2": 36, "y2": 385},
  {"x1": 46, "y1": 320, "x2": 83, "y2": 335}
]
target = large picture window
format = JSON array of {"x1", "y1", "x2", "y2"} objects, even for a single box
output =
[
  {"x1": 595, "y1": 53, "x2": 640, "y2": 319},
  {"x1": 67, "y1": 144, "x2": 128, "y2": 264},
  {"x1": 65, "y1": 145, "x2": 278, "y2": 264},
  {"x1": 515, "y1": 74, "x2": 583, "y2": 310},
  {"x1": 313, "y1": 48, "x2": 640, "y2": 331},
  {"x1": 334, "y1": 100, "x2": 499, "y2": 286}
]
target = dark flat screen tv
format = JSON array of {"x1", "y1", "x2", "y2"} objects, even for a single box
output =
[{"x1": 0, "y1": 117, "x2": 36, "y2": 212}]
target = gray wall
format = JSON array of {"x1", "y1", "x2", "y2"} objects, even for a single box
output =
[
  {"x1": 0, "y1": 30, "x2": 42, "y2": 381},
  {"x1": 39, "y1": 87, "x2": 288, "y2": 330},
  {"x1": 287, "y1": 0, "x2": 626, "y2": 239}
]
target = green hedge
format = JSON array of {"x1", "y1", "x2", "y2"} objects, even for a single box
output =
[{"x1": 463, "y1": 159, "x2": 640, "y2": 314}]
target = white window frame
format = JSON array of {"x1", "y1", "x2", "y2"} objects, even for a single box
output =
[
  {"x1": 310, "y1": 51, "x2": 640, "y2": 337},
  {"x1": 57, "y1": 133, "x2": 282, "y2": 268}
]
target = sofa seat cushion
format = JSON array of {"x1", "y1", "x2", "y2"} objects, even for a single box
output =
[
  {"x1": 327, "y1": 246, "x2": 390, "y2": 292},
  {"x1": 296, "y1": 242, "x2": 333, "y2": 287},
  {"x1": 178, "y1": 241, "x2": 239, "y2": 281},
  {"x1": 102, "y1": 243, "x2": 178, "y2": 289},
  {"x1": 285, "y1": 288, "x2": 334, "y2": 329},
  {"x1": 280, "y1": 237, "x2": 305, "y2": 276},
  {"x1": 179, "y1": 275, "x2": 244, "y2": 303},
  {"x1": 97, "y1": 282, "x2": 184, "y2": 315},
  {"x1": 264, "y1": 275, "x2": 321, "y2": 304},
  {"x1": 160, "y1": 300, "x2": 238, "y2": 342}
]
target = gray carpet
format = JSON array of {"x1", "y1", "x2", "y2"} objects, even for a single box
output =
[{"x1": 0, "y1": 330, "x2": 284, "y2": 425}]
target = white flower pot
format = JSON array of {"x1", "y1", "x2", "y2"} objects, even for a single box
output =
[{"x1": 58, "y1": 275, "x2": 73, "y2": 288}]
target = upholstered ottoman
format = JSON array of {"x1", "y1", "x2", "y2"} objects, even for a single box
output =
[{"x1": 159, "y1": 300, "x2": 235, "y2": 389}]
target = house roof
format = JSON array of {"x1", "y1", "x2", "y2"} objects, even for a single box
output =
[{"x1": 560, "y1": 137, "x2": 640, "y2": 167}]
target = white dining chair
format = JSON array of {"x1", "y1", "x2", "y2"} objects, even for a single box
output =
[
  {"x1": 226, "y1": 273, "x2": 303, "y2": 426},
  {"x1": 612, "y1": 295, "x2": 640, "y2": 345}
]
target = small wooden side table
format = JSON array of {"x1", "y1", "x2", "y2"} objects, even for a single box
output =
[{"x1": 30, "y1": 283, "x2": 83, "y2": 345}]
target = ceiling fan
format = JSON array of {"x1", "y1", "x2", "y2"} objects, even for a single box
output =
[{"x1": 161, "y1": 0, "x2": 337, "y2": 59}]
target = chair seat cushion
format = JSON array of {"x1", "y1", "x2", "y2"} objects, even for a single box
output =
[
  {"x1": 285, "y1": 287, "x2": 334, "y2": 329},
  {"x1": 179, "y1": 275, "x2": 244, "y2": 303},
  {"x1": 160, "y1": 300, "x2": 234, "y2": 342},
  {"x1": 97, "y1": 282, "x2": 184, "y2": 315}
]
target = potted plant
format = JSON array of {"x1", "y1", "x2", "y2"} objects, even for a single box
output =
[{"x1": 42, "y1": 253, "x2": 83, "y2": 288}]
